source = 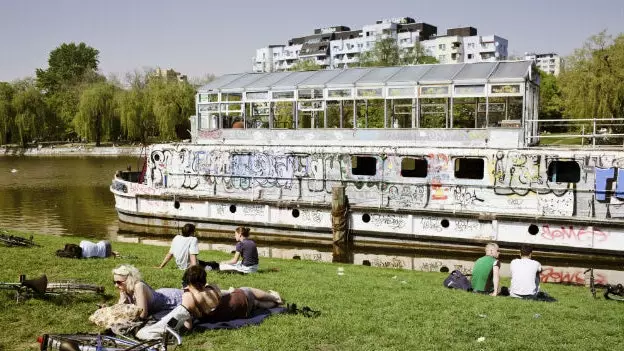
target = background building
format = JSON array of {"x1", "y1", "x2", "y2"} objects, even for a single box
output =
[
  {"x1": 253, "y1": 17, "x2": 508, "y2": 72},
  {"x1": 524, "y1": 53, "x2": 563, "y2": 75}
]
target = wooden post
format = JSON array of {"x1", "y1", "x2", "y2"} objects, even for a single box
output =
[{"x1": 331, "y1": 186, "x2": 351, "y2": 263}]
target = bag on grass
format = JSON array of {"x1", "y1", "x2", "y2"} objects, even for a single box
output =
[
  {"x1": 443, "y1": 270, "x2": 472, "y2": 291},
  {"x1": 55, "y1": 243, "x2": 83, "y2": 259}
]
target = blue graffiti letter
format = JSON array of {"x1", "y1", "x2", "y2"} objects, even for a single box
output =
[{"x1": 595, "y1": 167, "x2": 615, "y2": 201}]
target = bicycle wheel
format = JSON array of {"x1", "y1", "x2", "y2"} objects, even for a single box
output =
[
  {"x1": 39, "y1": 333, "x2": 162, "y2": 351},
  {"x1": 46, "y1": 281, "x2": 105, "y2": 295}
]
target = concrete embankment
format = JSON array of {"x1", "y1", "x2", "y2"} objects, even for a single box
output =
[{"x1": 0, "y1": 145, "x2": 144, "y2": 156}]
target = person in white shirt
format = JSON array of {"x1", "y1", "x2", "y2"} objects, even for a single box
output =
[
  {"x1": 510, "y1": 245, "x2": 542, "y2": 298},
  {"x1": 80, "y1": 240, "x2": 117, "y2": 258},
  {"x1": 157, "y1": 223, "x2": 201, "y2": 270}
]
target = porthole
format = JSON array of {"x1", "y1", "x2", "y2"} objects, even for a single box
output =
[
  {"x1": 229, "y1": 205, "x2": 237, "y2": 213},
  {"x1": 292, "y1": 209, "x2": 300, "y2": 218},
  {"x1": 362, "y1": 214, "x2": 371, "y2": 223},
  {"x1": 362, "y1": 260, "x2": 372, "y2": 266},
  {"x1": 439, "y1": 266, "x2": 450, "y2": 273},
  {"x1": 293, "y1": 255, "x2": 301, "y2": 260},
  {"x1": 528, "y1": 224, "x2": 539, "y2": 235},
  {"x1": 173, "y1": 200, "x2": 180, "y2": 209},
  {"x1": 441, "y1": 219, "x2": 450, "y2": 228}
]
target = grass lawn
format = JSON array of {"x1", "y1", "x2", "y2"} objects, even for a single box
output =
[{"x1": 0, "y1": 230, "x2": 622, "y2": 351}]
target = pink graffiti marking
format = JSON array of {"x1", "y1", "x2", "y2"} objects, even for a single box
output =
[
  {"x1": 541, "y1": 224, "x2": 608, "y2": 242},
  {"x1": 540, "y1": 267, "x2": 607, "y2": 285}
]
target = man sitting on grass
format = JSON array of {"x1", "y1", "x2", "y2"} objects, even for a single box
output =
[
  {"x1": 510, "y1": 245, "x2": 542, "y2": 299},
  {"x1": 471, "y1": 242, "x2": 501, "y2": 296}
]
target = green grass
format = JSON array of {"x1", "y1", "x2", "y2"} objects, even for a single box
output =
[{"x1": 1, "y1": 230, "x2": 622, "y2": 351}]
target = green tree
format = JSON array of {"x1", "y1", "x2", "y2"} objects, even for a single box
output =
[
  {"x1": 36, "y1": 42, "x2": 103, "y2": 141},
  {"x1": 117, "y1": 71, "x2": 155, "y2": 143},
  {"x1": 0, "y1": 82, "x2": 15, "y2": 144},
  {"x1": 401, "y1": 41, "x2": 438, "y2": 65},
  {"x1": 289, "y1": 59, "x2": 322, "y2": 71},
  {"x1": 36, "y1": 42, "x2": 100, "y2": 92},
  {"x1": 148, "y1": 78, "x2": 195, "y2": 140},
  {"x1": 74, "y1": 82, "x2": 118, "y2": 146},
  {"x1": 359, "y1": 38, "x2": 401, "y2": 67},
  {"x1": 12, "y1": 79, "x2": 47, "y2": 147},
  {"x1": 538, "y1": 69, "x2": 564, "y2": 132},
  {"x1": 559, "y1": 31, "x2": 624, "y2": 120}
]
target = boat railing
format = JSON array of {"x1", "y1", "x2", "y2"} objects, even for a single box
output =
[{"x1": 527, "y1": 117, "x2": 624, "y2": 148}]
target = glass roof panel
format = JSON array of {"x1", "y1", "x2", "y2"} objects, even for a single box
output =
[
  {"x1": 419, "y1": 63, "x2": 464, "y2": 83},
  {"x1": 270, "y1": 71, "x2": 317, "y2": 90},
  {"x1": 297, "y1": 69, "x2": 344, "y2": 87},
  {"x1": 489, "y1": 61, "x2": 532, "y2": 81},
  {"x1": 199, "y1": 74, "x2": 246, "y2": 91},
  {"x1": 385, "y1": 65, "x2": 432, "y2": 84},
  {"x1": 326, "y1": 68, "x2": 371, "y2": 86},
  {"x1": 219, "y1": 73, "x2": 268, "y2": 90},
  {"x1": 355, "y1": 67, "x2": 403, "y2": 85},
  {"x1": 453, "y1": 62, "x2": 498, "y2": 82},
  {"x1": 243, "y1": 71, "x2": 294, "y2": 90}
]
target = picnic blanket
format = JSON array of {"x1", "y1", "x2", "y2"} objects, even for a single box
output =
[{"x1": 193, "y1": 307, "x2": 287, "y2": 330}]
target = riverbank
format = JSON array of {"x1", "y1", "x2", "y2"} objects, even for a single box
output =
[
  {"x1": 0, "y1": 229, "x2": 619, "y2": 351},
  {"x1": 0, "y1": 143, "x2": 143, "y2": 156}
]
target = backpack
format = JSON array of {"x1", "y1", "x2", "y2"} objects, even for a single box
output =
[
  {"x1": 443, "y1": 270, "x2": 472, "y2": 291},
  {"x1": 56, "y1": 243, "x2": 83, "y2": 259}
]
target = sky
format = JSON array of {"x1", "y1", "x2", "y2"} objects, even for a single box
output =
[{"x1": 1, "y1": 0, "x2": 623, "y2": 82}]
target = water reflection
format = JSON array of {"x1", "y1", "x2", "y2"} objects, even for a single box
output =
[{"x1": 0, "y1": 156, "x2": 137, "y2": 238}]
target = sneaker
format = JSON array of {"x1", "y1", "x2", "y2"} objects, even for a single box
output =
[{"x1": 267, "y1": 290, "x2": 283, "y2": 304}]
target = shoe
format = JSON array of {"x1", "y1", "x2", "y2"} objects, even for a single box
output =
[{"x1": 268, "y1": 290, "x2": 283, "y2": 304}]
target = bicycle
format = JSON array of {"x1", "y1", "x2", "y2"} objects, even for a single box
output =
[
  {"x1": 0, "y1": 274, "x2": 105, "y2": 303},
  {"x1": 584, "y1": 268, "x2": 624, "y2": 301},
  {"x1": 0, "y1": 232, "x2": 40, "y2": 247},
  {"x1": 38, "y1": 323, "x2": 182, "y2": 351}
]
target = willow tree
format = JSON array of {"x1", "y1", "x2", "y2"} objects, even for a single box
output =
[
  {"x1": 74, "y1": 82, "x2": 118, "y2": 146},
  {"x1": 148, "y1": 78, "x2": 195, "y2": 140},
  {"x1": 402, "y1": 41, "x2": 438, "y2": 65},
  {"x1": 0, "y1": 82, "x2": 15, "y2": 144},
  {"x1": 117, "y1": 71, "x2": 155, "y2": 143},
  {"x1": 12, "y1": 82, "x2": 47, "y2": 147},
  {"x1": 559, "y1": 31, "x2": 624, "y2": 120}
]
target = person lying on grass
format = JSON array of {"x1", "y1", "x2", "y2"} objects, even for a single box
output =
[
  {"x1": 136, "y1": 265, "x2": 283, "y2": 340},
  {"x1": 112, "y1": 264, "x2": 183, "y2": 320}
]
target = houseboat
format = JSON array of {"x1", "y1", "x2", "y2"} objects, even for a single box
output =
[{"x1": 111, "y1": 61, "x2": 624, "y2": 268}]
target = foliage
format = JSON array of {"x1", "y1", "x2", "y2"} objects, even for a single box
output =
[
  {"x1": 36, "y1": 42, "x2": 100, "y2": 93},
  {"x1": 148, "y1": 77, "x2": 195, "y2": 140},
  {"x1": 359, "y1": 38, "x2": 401, "y2": 67},
  {"x1": 402, "y1": 41, "x2": 439, "y2": 65},
  {"x1": 0, "y1": 230, "x2": 623, "y2": 351},
  {"x1": 11, "y1": 79, "x2": 47, "y2": 146},
  {"x1": 117, "y1": 71, "x2": 155, "y2": 143},
  {"x1": 0, "y1": 82, "x2": 15, "y2": 144},
  {"x1": 559, "y1": 31, "x2": 624, "y2": 120},
  {"x1": 360, "y1": 38, "x2": 438, "y2": 67},
  {"x1": 74, "y1": 82, "x2": 118, "y2": 146},
  {"x1": 289, "y1": 59, "x2": 322, "y2": 71}
]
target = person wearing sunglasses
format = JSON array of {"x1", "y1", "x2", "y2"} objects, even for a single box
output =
[{"x1": 112, "y1": 264, "x2": 183, "y2": 319}]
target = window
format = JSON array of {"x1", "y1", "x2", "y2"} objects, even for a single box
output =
[
  {"x1": 467, "y1": 43, "x2": 475, "y2": 49},
  {"x1": 547, "y1": 161, "x2": 580, "y2": 183},
  {"x1": 401, "y1": 158, "x2": 427, "y2": 178},
  {"x1": 439, "y1": 44, "x2": 446, "y2": 50},
  {"x1": 352, "y1": 156, "x2": 377, "y2": 176},
  {"x1": 454, "y1": 158, "x2": 484, "y2": 179},
  {"x1": 467, "y1": 54, "x2": 473, "y2": 59}
]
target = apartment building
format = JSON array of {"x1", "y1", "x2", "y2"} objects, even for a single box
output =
[
  {"x1": 253, "y1": 18, "x2": 507, "y2": 72},
  {"x1": 524, "y1": 53, "x2": 563, "y2": 75}
]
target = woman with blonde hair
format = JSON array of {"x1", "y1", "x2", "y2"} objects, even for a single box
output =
[{"x1": 112, "y1": 264, "x2": 183, "y2": 319}]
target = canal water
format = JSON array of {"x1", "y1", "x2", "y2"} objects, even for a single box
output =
[
  {"x1": 0, "y1": 156, "x2": 138, "y2": 238},
  {"x1": 2, "y1": 156, "x2": 623, "y2": 286}
]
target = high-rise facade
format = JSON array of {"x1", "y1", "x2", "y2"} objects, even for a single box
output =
[
  {"x1": 252, "y1": 18, "x2": 508, "y2": 72},
  {"x1": 524, "y1": 53, "x2": 563, "y2": 76}
]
